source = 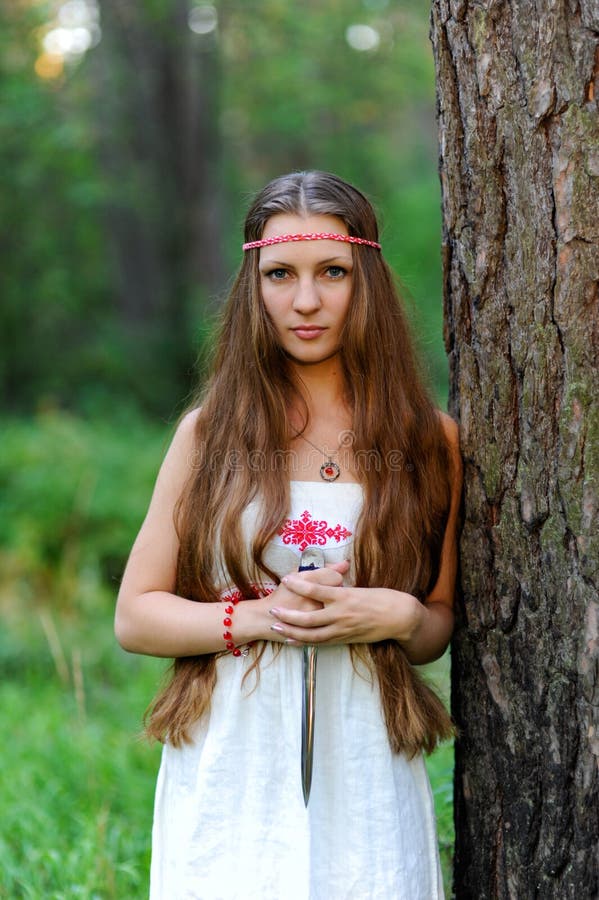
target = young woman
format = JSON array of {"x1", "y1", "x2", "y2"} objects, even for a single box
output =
[{"x1": 115, "y1": 171, "x2": 462, "y2": 900}]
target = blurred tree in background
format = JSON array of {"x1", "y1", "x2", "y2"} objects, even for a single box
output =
[{"x1": 0, "y1": 0, "x2": 445, "y2": 418}]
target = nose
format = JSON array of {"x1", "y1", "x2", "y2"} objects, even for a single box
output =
[{"x1": 292, "y1": 276, "x2": 322, "y2": 314}]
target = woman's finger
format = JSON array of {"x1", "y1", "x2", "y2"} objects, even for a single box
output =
[
  {"x1": 274, "y1": 622, "x2": 359, "y2": 645},
  {"x1": 269, "y1": 605, "x2": 337, "y2": 629},
  {"x1": 292, "y1": 565, "x2": 347, "y2": 586},
  {"x1": 280, "y1": 574, "x2": 341, "y2": 603}
]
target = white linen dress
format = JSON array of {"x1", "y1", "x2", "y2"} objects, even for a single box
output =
[{"x1": 150, "y1": 481, "x2": 444, "y2": 900}]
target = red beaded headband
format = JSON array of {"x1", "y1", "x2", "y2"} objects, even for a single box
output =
[{"x1": 242, "y1": 232, "x2": 381, "y2": 251}]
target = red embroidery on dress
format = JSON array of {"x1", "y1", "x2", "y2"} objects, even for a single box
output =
[
  {"x1": 278, "y1": 510, "x2": 352, "y2": 552},
  {"x1": 221, "y1": 584, "x2": 275, "y2": 602}
]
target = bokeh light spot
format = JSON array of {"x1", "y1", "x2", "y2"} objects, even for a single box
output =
[
  {"x1": 188, "y1": 5, "x2": 218, "y2": 35},
  {"x1": 345, "y1": 24, "x2": 381, "y2": 52},
  {"x1": 43, "y1": 26, "x2": 92, "y2": 56},
  {"x1": 34, "y1": 52, "x2": 64, "y2": 80},
  {"x1": 58, "y1": 1, "x2": 95, "y2": 28}
]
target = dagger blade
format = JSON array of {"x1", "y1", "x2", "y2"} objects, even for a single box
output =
[{"x1": 298, "y1": 546, "x2": 325, "y2": 807}]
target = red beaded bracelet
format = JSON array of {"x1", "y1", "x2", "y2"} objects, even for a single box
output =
[{"x1": 222, "y1": 594, "x2": 254, "y2": 657}]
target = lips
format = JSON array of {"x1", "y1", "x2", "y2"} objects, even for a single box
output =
[{"x1": 291, "y1": 326, "x2": 327, "y2": 340}]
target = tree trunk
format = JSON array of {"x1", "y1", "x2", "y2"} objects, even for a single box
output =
[
  {"x1": 430, "y1": 1, "x2": 599, "y2": 896},
  {"x1": 91, "y1": 0, "x2": 224, "y2": 405}
]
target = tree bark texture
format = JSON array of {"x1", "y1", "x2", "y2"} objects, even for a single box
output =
[{"x1": 430, "y1": 1, "x2": 599, "y2": 897}]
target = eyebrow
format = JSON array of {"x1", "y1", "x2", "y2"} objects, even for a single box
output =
[{"x1": 258, "y1": 255, "x2": 353, "y2": 268}]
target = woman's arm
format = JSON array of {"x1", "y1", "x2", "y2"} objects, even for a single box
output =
[
  {"x1": 115, "y1": 409, "x2": 222, "y2": 657},
  {"x1": 268, "y1": 413, "x2": 463, "y2": 665},
  {"x1": 396, "y1": 412, "x2": 462, "y2": 663},
  {"x1": 115, "y1": 411, "x2": 344, "y2": 657}
]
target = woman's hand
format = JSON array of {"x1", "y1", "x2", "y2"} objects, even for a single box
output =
[
  {"x1": 253, "y1": 561, "x2": 350, "y2": 644},
  {"x1": 267, "y1": 576, "x2": 425, "y2": 646}
]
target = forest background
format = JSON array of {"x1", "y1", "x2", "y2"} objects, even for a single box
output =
[{"x1": 0, "y1": 1, "x2": 455, "y2": 896}]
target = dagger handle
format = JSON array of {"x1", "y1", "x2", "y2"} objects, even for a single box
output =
[{"x1": 298, "y1": 546, "x2": 325, "y2": 573}]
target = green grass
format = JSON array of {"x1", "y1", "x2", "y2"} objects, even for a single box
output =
[
  {"x1": 424, "y1": 651, "x2": 455, "y2": 899},
  {"x1": 0, "y1": 604, "x2": 165, "y2": 899},
  {"x1": 0, "y1": 413, "x2": 454, "y2": 897},
  {"x1": 427, "y1": 740, "x2": 455, "y2": 896}
]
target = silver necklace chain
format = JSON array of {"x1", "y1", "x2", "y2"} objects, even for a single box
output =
[{"x1": 294, "y1": 432, "x2": 343, "y2": 482}]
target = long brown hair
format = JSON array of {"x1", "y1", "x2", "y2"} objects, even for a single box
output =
[{"x1": 146, "y1": 171, "x2": 454, "y2": 755}]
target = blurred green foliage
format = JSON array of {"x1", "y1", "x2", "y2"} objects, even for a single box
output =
[
  {"x1": 0, "y1": 411, "x2": 169, "y2": 605},
  {"x1": 0, "y1": 414, "x2": 164, "y2": 896},
  {"x1": 0, "y1": 568, "x2": 165, "y2": 898},
  {"x1": 0, "y1": 3, "x2": 111, "y2": 411},
  {"x1": 0, "y1": 0, "x2": 446, "y2": 416}
]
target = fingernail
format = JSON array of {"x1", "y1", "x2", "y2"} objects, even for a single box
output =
[
  {"x1": 281, "y1": 576, "x2": 289, "y2": 584},
  {"x1": 285, "y1": 638, "x2": 299, "y2": 645},
  {"x1": 270, "y1": 623, "x2": 284, "y2": 633},
  {"x1": 268, "y1": 607, "x2": 280, "y2": 616}
]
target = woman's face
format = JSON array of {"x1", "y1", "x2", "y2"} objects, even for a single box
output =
[{"x1": 258, "y1": 213, "x2": 353, "y2": 367}]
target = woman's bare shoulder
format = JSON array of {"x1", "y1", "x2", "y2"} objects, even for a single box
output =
[
  {"x1": 153, "y1": 407, "x2": 203, "y2": 494},
  {"x1": 436, "y1": 410, "x2": 459, "y2": 448},
  {"x1": 435, "y1": 411, "x2": 462, "y2": 488},
  {"x1": 177, "y1": 406, "x2": 203, "y2": 435},
  {"x1": 169, "y1": 406, "x2": 203, "y2": 452}
]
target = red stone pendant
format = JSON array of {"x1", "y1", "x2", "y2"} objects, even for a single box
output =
[{"x1": 320, "y1": 460, "x2": 341, "y2": 482}]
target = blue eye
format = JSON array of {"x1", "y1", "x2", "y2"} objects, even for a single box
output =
[
  {"x1": 268, "y1": 269, "x2": 289, "y2": 280},
  {"x1": 327, "y1": 266, "x2": 346, "y2": 278}
]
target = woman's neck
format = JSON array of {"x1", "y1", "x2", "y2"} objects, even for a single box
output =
[{"x1": 288, "y1": 354, "x2": 348, "y2": 417}]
